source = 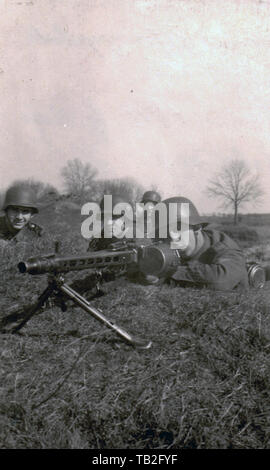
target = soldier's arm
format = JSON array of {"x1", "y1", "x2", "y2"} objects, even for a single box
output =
[{"x1": 171, "y1": 248, "x2": 248, "y2": 291}]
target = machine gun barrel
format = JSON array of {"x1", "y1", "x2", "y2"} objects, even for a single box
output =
[
  {"x1": 8, "y1": 242, "x2": 183, "y2": 348},
  {"x1": 17, "y1": 249, "x2": 139, "y2": 275}
]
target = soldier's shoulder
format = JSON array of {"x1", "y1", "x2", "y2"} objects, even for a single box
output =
[
  {"x1": 26, "y1": 222, "x2": 43, "y2": 237},
  {"x1": 204, "y1": 228, "x2": 240, "y2": 251}
]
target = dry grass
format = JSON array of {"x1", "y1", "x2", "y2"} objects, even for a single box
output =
[{"x1": 1, "y1": 214, "x2": 270, "y2": 449}]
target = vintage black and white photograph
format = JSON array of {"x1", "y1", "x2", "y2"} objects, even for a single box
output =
[{"x1": 0, "y1": 0, "x2": 270, "y2": 455}]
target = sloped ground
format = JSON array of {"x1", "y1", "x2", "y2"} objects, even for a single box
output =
[{"x1": 1, "y1": 209, "x2": 270, "y2": 449}]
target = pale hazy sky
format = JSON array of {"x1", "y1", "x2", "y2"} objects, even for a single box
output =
[{"x1": 0, "y1": 0, "x2": 270, "y2": 214}]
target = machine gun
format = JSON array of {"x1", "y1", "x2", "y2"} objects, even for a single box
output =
[
  {"x1": 2, "y1": 241, "x2": 182, "y2": 349},
  {"x1": 2, "y1": 238, "x2": 266, "y2": 346}
]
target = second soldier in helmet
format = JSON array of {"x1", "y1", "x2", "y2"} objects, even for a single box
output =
[{"x1": 136, "y1": 190, "x2": 161, "y2": 239}]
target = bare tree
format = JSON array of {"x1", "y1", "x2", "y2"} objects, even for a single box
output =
[
  {"x1": 95, "y1": 176, "x2": 146, "y2": 205},
  {"x1": 206, "y1": 159, "x2": 264, "y2": 224},
  {"x1": 60, "y1": 158, "x2": 98, "y2": 202}
]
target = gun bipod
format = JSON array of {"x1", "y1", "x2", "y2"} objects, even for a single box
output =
[{"x1": 9, "y1": 273, "x2": 152, "y2": 349}]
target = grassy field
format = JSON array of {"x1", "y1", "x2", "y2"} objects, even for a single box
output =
[{"x1": 1, "y1": 206, "x2": 270, "y2": 449}]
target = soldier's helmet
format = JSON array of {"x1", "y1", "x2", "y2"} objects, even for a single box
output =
[
  {"x1": 3, "y1": 185, "x2": 39, "y2": 214},
  {"x1": 99, "y1": 193, "x2": 132, "y2": 219},
  {"x1": 141, "y1": 191, "x2": 161, "y2": 204},
  {"x1": 162, "y1": 196, "x2": 208, "y2": 228}
]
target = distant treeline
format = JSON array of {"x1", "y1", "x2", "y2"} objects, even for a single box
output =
[
  {"x1": 0, "y1": 157, "x2": 159, "y2": 210},
  {"x1": 207, "y1": 213, "x2": 270, "y2": 226}
]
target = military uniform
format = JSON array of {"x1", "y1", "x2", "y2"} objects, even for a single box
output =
[
  {"x1": 168, "y1": 228, "x2": 248, "y2": 291},
  {"x1": 151, "y1": 196, "x2": 249, "y2": 291},
  {"x1": 0, "y1": 185, "x2": 42, "y2": 248},
  {"x1": 0, "y1": 213, "x2": 43, "y2": 246}
]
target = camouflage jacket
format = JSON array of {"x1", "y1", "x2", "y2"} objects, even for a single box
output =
[{"x1": 170, "y1": 229, "x2": 248, "y2": 291}]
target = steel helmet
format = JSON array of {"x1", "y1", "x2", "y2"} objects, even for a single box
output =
[
  {"x1": 3, "y1": 185, "x2": 39, "y2": 213},
  {"x1": 141, "y1": 191, "x2": 161, "y2": 204},
  {"x1": 162, "y1": 196, "x2": 208, "y2": 227}
]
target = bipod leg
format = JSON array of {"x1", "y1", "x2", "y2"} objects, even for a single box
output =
[
  {"x1": 11, "y1": 282, "x2": 56, "y2": 334},
  {"x1": 59, "y1": 282, "x2": 152, "y2": 349}
]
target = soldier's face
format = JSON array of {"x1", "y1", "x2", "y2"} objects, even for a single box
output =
[
  {"x1": 169, "y1": 227, "x2": 203, "y2": 257},
  {"x1": 6, "y1": 206, "x2": 34, "y2": 230},
  {"x1": 168, "y1": 226, "x2": 197, "y2": 255}
]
